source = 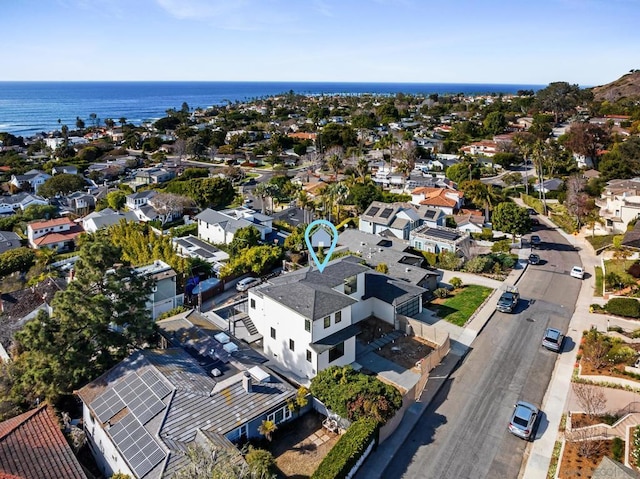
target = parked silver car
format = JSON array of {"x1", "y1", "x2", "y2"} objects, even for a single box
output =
[
  {"x1": 542, "y1": 328, "x2": 564, "y2": 352},
  {"x1": 509, "y1": 401, "x2": 539, "y2": 441},
  {"x1": 236, "y1": 277, "x2": 261, "y2": 292}
]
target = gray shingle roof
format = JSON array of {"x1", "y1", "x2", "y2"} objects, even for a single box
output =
[
  {"x1": 77, "y1": 346, "x2": 295, "y2": 479},
  {"x1": 363, "y1": 273, "x2": 426, "y2": 306},
  {"x1": 259, "y1": 257, "x2": 369, "y2": 320}
]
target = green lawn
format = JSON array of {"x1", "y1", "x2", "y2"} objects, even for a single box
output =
[
  {"x1": 586, "y1": 234, "x2": 615, "y2": 252},
  {"x1": 594, "y1": 266, "x2": 603, "y2": 297},
  {"x1": 603, "y1": 259, "x2": 637, "y2": 292},
  {"x1": 431, "y1": 285, "x2": 494, "y2": 327}
]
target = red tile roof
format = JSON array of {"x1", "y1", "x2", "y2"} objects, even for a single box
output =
[
  {"x1": 28, "y1": 217, "x2": 74, "y2": 230},
  {"x1": 0, "y1": 404, "x2": 87, "y2": 479},
  {"x1": 32, "y1": 225, "x2": 84, "y2": 246}
]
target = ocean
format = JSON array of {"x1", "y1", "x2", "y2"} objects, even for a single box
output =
[{"x1": 0, "y1": 81, "x2": 544, "y2": 137}]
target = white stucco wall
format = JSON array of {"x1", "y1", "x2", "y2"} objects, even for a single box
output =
[{"x1": 83, "y1": 405, "x2": 133, "y2": 479}]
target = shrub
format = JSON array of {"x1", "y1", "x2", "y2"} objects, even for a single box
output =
[
  {"x1": 433, "y1": 287, "x2": 449, "y2": 299},
  {"x1": 420, "y1": 251, "x2": 437, "y2": 267},
  {"x1": 450, "y1": 277, "x2": 463, "y2": 289},
  {"x1": 476, "y1": 228, "x2": 494, "y2": 241},
  {"x1": 628, "y1": 262, "x2": 640, "y2": 279},
  {"x1": 437, "y1": 250, "x2": 461, "y2": 270},
  {"x1": 632, "y1": 329, "x2": 640, "y2": 339},
  {"x1": 606, "y1": 344, "x2": 636, "y2": 364},
  {"x1": 494, "y1": 253, "x2": 517, "y2": 269},
  {"x1": 0, "y1": 247, "x2": 36, "y2": 277},
  {"x1": 521, "y1": 194, "x2": 544, "y2": 214},
  {"x1": 246, "y1": 447, "x2": 276, "y2": 477},
  {"x1": 311, "y1": 418, "x2": 379, "y2": 479},
  {"x1": 605, "y1": 298, "x2": 640, "y2": 318},
  {"x1": 464, "y1": 255, "x2": 494, "y2": 273},
  {"x1": 590, "y1": 304, "x2": 604, "y2": 312},
  {"x1": 491, "y1": 239, "x2": 511, "y2": 253},
  {"x1": 310, "y1": 366, "x2": 402, "y2": 424},
  {"x1": 375, "y1": 263, "x2": 389, "y2": 274},
  {"x1": 612, "y1": 437, "x2": 624, "y2": 462}
]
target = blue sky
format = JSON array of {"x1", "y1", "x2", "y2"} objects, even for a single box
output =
[{"x1": 3, "y1": 0, "x2": 639, "y2": 86}]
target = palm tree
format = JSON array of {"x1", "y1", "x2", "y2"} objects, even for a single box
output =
[
  {"x1": 326, "y1": 182, "x2": 349, "y2": 223},
  {"x1": 119, "y1": 117, "x2": 127, "y2": 126},
  {"x1": 531, "y1": 140, "x2": 549, "y2": 215},
  {"x1": 513, "y1": 132, "x2": 536, "y2": 196},
  {"x1": 254, "y1": 183, "x2": 269, "y2": 215},
  {"x1": 297, "y1": 191, "x2": 314, "y2": 224},
  {"x1": 356, "y1": 158, "x2": 369, "y2": 183},
  {"x1": 258, "y1": 420, "x2": 277, "y2": 442}
]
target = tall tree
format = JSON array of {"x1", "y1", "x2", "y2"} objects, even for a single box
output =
[
  {"x1": 534, "y1": 82, "x2": 584, "y2": 123},
  {"x1": 38, "y1": 174, "x2": 87, "y2": 198},
  {"x1": 8, "y1": 236, "x2": 156, "y2": 404},
  {"x1": 492, "y1": 202, "x2": 531, "y2": 240},
  {"x1": 562, "y1": 122, "x2": 610, "y2": 169}
]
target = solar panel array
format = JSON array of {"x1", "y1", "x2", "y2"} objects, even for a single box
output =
[
  {"x1": 91, "y1": 388, "x2": 126, "y2": 423},
  {"x1": 140, "y1": 370, "x2": 172, "y2": 399},
  {"x1": 365, "y1": 206, "x2": 380, "y2": 216},
  {"x1": 114, "y1": 374, "x2": 166, "y2": 425},
  {"x1": 379, "y1": 208, "x2": 394, "y2": 219},
  {"x1": 423, "y1": 227, "x2": 461, "y2": 241},
  {"x1": 109, "y1": 413, "x2": 166, "y2": 478}
]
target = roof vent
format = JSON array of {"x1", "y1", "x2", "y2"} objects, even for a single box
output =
[
  {"x1": 405, "y1": 267, "x2": 411, "y2": 272},
  {"x1": 211, "y1": 368, "x2": 222, "y2": 377}
]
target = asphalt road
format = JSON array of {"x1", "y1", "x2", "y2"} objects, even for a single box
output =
[{"x1": 384, "y1": 223, "x2": 583, "y2": 479}]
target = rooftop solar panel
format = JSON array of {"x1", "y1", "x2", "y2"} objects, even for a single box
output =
[
  {"x1": 110, "y1": 414, "x2": 165, "y2": 478},
  {"x1": 379, "y1": 208, "x2": 394, "y2": 219},
  {"x1": 140, "y1": 370, "x2": 172, "y2": 399},
  {"x1": 365, "y1": 206, "x2": 380, "y2": 216},
  {"x1": 91, "y1": 388, "x2": 126, "y2": 423}
]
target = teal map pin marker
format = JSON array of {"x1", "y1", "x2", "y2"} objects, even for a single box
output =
[{"x1": 304, "y1": 219, "x2": 339, "y2": 273}]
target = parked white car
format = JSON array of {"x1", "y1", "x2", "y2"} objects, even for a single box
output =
[
  {"x1": 570, "y1": 266, "x2": 584, "y2": 279},
  {"x1": 236, "y1": 277, "x2": 261, "y2": 292}
]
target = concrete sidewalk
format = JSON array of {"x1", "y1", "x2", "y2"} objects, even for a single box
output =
[
  {"x1": 355, "y1": 247, "x2": 530, "y2": 479},
  {"x1": 519, "y1": 206, "x2": 607, "y2": 479}
]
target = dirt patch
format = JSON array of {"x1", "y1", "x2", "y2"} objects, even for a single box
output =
[
  {"x1": 570, "y1": 413, "x2": 620, "y2": 429},
  {"x1": 559, "y1": 439, "x2": 615, "y2": 478},
  {"x1": 271, "y1": 411, "x2": 341, "y2": 478},
  {"x1": 358, "y1": 317, "x2": 395, "y2": 344},
  {"x1": 580, "y1": 355, "x2": 640, "y2": 382},
  {"x1": 377, "y1": 335, "x2": 435, "y2": 370}
]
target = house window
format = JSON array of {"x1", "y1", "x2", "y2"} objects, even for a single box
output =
[
  {"x1": 397, "y1": 297, "x2": 420, "y2": 317},
  {"x1": 306, "y1": 350, "x2": 312, "y2": 362},
  {"x1": 304, "y1": 319, "x2": 311, "y2": 332},
  {"x1": 323, "y1": 316, "x2": 330, "y2": 329},
  {"x1": 328, "y1": 342, "x2": 345, "y2": 363},
  {"x1": 335, "y1": 311, "x2": 342, "y2": 324},
  {"x1": 344, "y1": 275, "x2": 357, "y2": 295},
  {"x1": 270, "y1": 327, "x2": 276, "y2": 339},
  {"x1": 250, "y1": 299, "x2": 256, "y2": 309},
  {"x1": 289, "y1": 339, "x2": 295, "y2": 351},
  {"x1": 267, "y1": 405, "x2": 292, "y2": 425}
]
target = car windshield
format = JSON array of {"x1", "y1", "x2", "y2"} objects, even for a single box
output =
[{"x1": 501, "y1": 293, "x2": 514, "y2": 301}]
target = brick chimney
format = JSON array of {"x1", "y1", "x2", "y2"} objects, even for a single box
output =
[{"x1": 242, "y1": 371, "x2": 253, "y2": 393}]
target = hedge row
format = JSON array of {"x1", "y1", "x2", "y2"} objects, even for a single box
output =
[
  {"x1": 605, "y1": 297, "x2": 640, "y2": 318},
  {"x1": 311, "y1": 418, "x2": 379, "y2": 479},
  {"x1": 520, "y1": 194, "x2": 544, "y2": 214}
]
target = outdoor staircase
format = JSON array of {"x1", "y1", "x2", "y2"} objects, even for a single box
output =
[
  {"x1": 566, "y1": 412, "x2": 640, "y2": 441},
  {"x1": 241, "y1": 315, "x2": 259, "y2": 336}
]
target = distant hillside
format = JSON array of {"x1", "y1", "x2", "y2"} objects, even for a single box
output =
[{"x1": 591, "y1": 70, "x2": 640, "y2": 101}]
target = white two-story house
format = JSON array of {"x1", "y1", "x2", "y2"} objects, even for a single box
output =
[
  {"x1": 248, "y1": 256, "x2": 425, "y2": 382},
  {"x1": 359, "y1": 201, "x2": 446, "y2": 240},
  {"x1": 196, "y1": 207, "x2": 273, "y2": 245}
]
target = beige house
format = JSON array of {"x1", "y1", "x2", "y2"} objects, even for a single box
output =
[{"x1": 595, "y1": 178, "x2": 640, "y2": 234}]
